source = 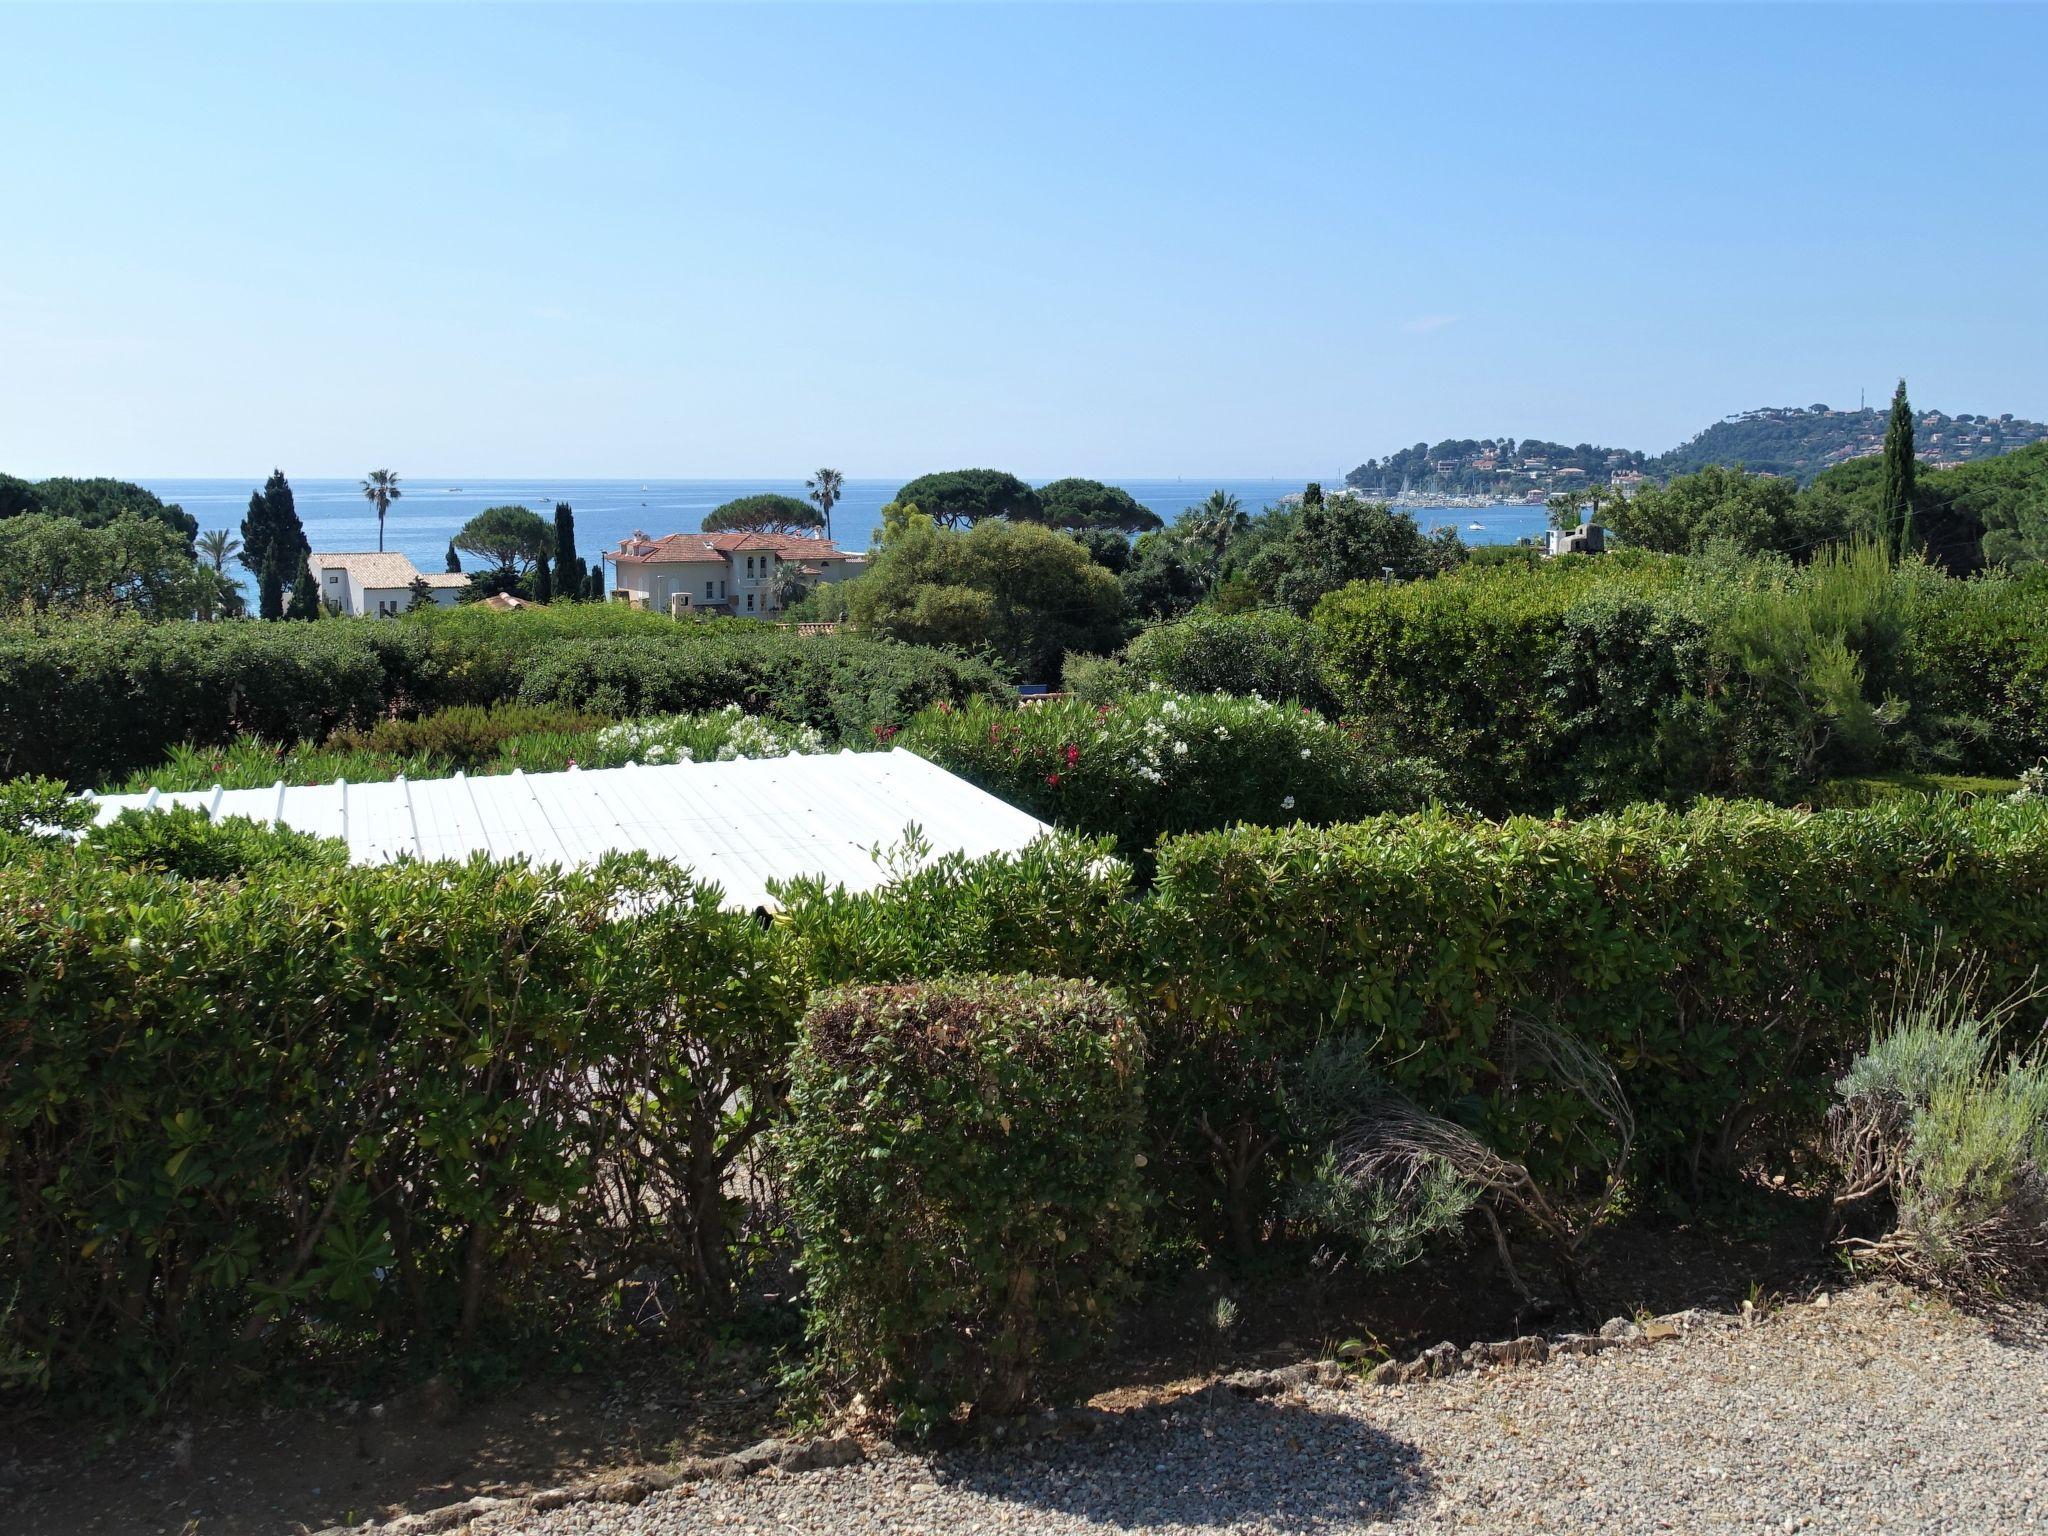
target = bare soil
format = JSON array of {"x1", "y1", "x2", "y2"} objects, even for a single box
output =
[{"x1": 0, "y1": 1198, "x2": 1824, "y2": 1536}]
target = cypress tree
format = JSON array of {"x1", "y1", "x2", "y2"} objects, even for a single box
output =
[
  {"x1": 240, "y1": 469, "x2": 309, "y2": 593},
  {"x1": 445, "y1": 540, "x2": 461, "y2": 574},
  {"x1": 1881, "y1": 379, "x2": 1917, "y2": 554},
  {"x1": 258, "y1": 552, "x2": 287, "y2": 622},
  {"x1": 534, "y1": 557, "x2": 553, "y2": 604},
  {"x1": 286, "y1": 566, "x2": 320, "y2": 621},
  {"x1": 586, "y1": 566, "x2": 606, "y2": 602},
  {"x1": 552, "y1": 502, "x2": 581, "y2": 599}
]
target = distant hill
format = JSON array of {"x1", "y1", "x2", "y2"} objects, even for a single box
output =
[
  {"x1": 1652, "y1": 405, "x2": 2048, "y2": 481},
  {"x1": 1344, "y1": 403, "x2": 2048, "y2": 500}
]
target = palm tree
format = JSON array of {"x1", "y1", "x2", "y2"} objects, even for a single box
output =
[
  {"x1": 197, "y1": 528, "x2": 241, "y2": 572},
  {"x1": 1188, "y1": 489, "x2": 1246, "y2": 583},
  {"x1": 806, "y1": 468, "x2": 844, "y2": 544},
  {"x1": 361, "y1": 469, "x2": 402, "y2": 552}
]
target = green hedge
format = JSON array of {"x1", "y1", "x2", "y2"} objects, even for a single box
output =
[
  {"x1": 1141, "y1": 797, "x2": 2048, "y2": 1198},
  {"x1": 898, "y1": 690, "x2": 1449, "y2": 866},
  {"x1": 0, "y1": 608, "x2": 1010, "y2": 785},
  {"x1": 0, "y1": 847, "x2": 798, "y2": 1403},
  {"x1": 16, "y1": 780, "x2": 2048, "y2": 1406},
  {"x1": 1121, "y1": 609, "x2": 1339, "y2": 714},
  {"x1": 782, "y1": 978, "x2": 1144, "y2": 1423},
  {"x1": 1312, "y1": 546, "x2": 2048, "y2": 812}
]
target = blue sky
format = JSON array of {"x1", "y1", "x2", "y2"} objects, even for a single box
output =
[{"x1": 3, "y1": 3, "x2": 2042, "y2": 478}]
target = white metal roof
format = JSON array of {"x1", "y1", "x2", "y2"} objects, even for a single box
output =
[{"x1": 85, "y1": 749, "x2": 1055, "y2": 912}]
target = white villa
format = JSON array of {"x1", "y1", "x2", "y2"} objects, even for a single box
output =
[
  {"x1": 604, "y1": 531, "x2": 867, "y2": 618},
  {"x1": 308, "y1": 552, "x2": 468, "y2": 617}
]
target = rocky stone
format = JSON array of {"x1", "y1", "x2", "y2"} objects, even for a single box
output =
[
  {"x1": 778, "y1": 1434, "x2": 864, "y2": 1473},
  {"x1": 1598, "y1": 1317, "x2": 1645, "y2": 1344}
]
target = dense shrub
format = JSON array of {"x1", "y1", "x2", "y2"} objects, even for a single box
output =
[
  {"x1": 782, "y1": 978, "x2": 1144, "y2": 1422},
  {"x1": 82, "y1": 806, "x2": 344, "y2": 880},
  {"x1": 1139, "y1": 797, "x2": 2048, "y2": 1207},
  {"x1": 327, "y1": 702, "x2": 602, "y2": 770},
  {"x1": 900, "y1": 690, "x2": 1449, "y2": 866},
  {"x1": 0, "y1": 848, "x2": 800, "y2": 1403},
  {"x1": 0, "y1": 608, "x2": 1009, "y2": 786},
  {"x1": 0, "y1": 615, "x2": 409, "y2": 785},
  {"x1": 1315, "y1": 545, "x2": 2044, "y2": 812},
  {"x1": 1121, "y1": 609, "x2": 1338, "y2": 713},
  {"x1": 514, "y1": 631, "x2": 1008, "y2": 739},
  {"x1": 1829, "y1": 963, "x2": 2048, "y2": 1294}
]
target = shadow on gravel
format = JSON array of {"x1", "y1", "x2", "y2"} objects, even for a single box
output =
[{"x1": 937, "y1": 1392, "x2": 1431, "y2": 1531}]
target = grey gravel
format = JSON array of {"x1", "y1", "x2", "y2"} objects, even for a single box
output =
[{"x1": 482, "y1": 1283, "x2": 2047, "y2": 1534}]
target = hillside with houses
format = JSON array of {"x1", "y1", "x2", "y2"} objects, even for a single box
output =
[{"x1": 1345, "y1": 402, "x2": 2048, "y2": 500}]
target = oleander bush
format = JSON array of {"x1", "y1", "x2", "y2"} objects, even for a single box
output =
[
  {"x1": 0, "y1": 609, "x2": 1009, "y2": 785},
  {"x1": 0, "y1": 845, "x2": 801, "y2": 1404},
  {"x1": 781, "y1": 978, "x2": 1145, "y2": 1423},
  {"x1": 898, "y1": 689, "x2": 1450, "y2": 866},
  {"x1": 584, "y1": 705, "x2": 827, "y2": 766}
]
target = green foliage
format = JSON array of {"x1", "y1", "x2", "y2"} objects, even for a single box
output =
[
  {"x1": 781, "y1": 977, "x2": 1144, "y2": 1419},
  {"x1": 899, "y1": 689, "x2": 1448, "y2": 867},
  {"x1": 583, "y1": 706, "x2": 827, "y2": 766},
  {"x1": 551, "y1": 502, "x2": 583, "y2": 597},
  {"x1": 328, "y1": 702, "x2": 602, "y2": 770},
  {"x1": 8, "y1": 477, "x2": 198, "y2": 550},
  {"x1": 1882, "y1": 380, "x2": 1918, "y2": 553},
  {"x1": 1313, "y1": 544, "x2": 2028, "y2": 812},
  {"x1": 701, "y1": 493, "x2": 823, "y2": 535},
  {"x1": 454, "y1": 505, "x2": 554, "y2": 577},
  {"x1": 1117, "y1": 531, "x2": 1208, "y2": 620},
  {"x1": 774, "y1": 833, "x2": 1134, "y2": 990},
  {"x1": 0, "y1": 848, "x2": 801, "y2": 1402},
  {"x1": 1831, "y1": 961, "x2": 2048, "y2": 1292},
  {"x1": 1605, "y1": 465, "x2": 1846, "y2": 558},
  {"x1": 1141, "y1": 798, "x2": 2048, "y2": 1207},
  {"x1": 1, "y1": 605, "x2": 1009, "y2": 787},
  {"x1": 1236, "y1": 495, "x2": 1464, "y2": 614},
  {"x1": 82, "y1": 807, "x2": 344, "y2": 880},
  {"x1": 847, "y1": 516, "x2": 1123, "y2": 681},
  {"x1": 0, "y1": 514, "x2": 226, "y2": 620},
  {"x1": 238, "y1": 470, "x2": 307, "y2": 588},
  {"x1": 1031, "y1": 478, "x2": 1162, "y2": 533},
  {"x1": 890, "y1": 469, "x2": 1039, "y2": 529},
  {"x1": 1122, "y1": 609, "x2": 1337, "y2": 713}
]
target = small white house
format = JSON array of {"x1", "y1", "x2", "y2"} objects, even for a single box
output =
[
  {"x1": 605, "y1": 532, "x2": 867, "y2": 618},
  {"x1": 308, "y1": 552, "x2": 468, "y2": 618}
]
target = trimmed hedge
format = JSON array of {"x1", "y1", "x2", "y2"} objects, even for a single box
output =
[
  {"x1": 0, "y1": 608, "x2": 1010, "y2": 785},
  {"x1": 1145, "y1": 797, "x2": 2048, "y2": 1200},
  {"x1": 899, "y1": 690, "x2": 1449, "y2": 866},
  {"x1": 0, "y1": 847, "x2": 799, "y2": 1402},
  {"x1": 782, "y1": 978, "x2": 1144, "y2": 1422},
  {"x1": 15, "y1": 779, "x2": 2048, "y2": 1406},
  {"x1": 1313, "y1": 550, "x2": 2048, "y2": 812}
]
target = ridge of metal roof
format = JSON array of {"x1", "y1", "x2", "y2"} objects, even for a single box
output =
[{"x1": 82, "y1": 749, "x2": 1054, "y2": 912}]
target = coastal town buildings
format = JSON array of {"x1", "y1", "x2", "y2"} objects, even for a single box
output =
[{"x1": 603, "y1": 531, "x2": 867, "y2": 617}]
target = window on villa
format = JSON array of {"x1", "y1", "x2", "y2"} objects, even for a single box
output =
[
  {"x1": 746, "y1": 593, "x2": 755, "y2": 611},
  {"x1": 705, "y1": 580, "x2": 714, "y2": 599}
]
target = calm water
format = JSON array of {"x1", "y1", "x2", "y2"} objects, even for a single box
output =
[{"x1": 137, "y1": 476, "x2": 1552, "y2": 600}]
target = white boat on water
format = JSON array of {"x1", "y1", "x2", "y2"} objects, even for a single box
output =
[{"x1": 1468, "y1": 521, "x2": 1485, "y2": 531}]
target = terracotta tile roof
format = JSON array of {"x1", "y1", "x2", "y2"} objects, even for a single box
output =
[
  {"x1": 608, "y1": 532, "x2": 864, "y2": 566},
  {"x1": 309, "y1": 552, "x2": 467, "y2": 589}
]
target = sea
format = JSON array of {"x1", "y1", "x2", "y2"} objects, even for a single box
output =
[{"x1": 135, "y1": 477, "x2": 1553, "y2": 602}]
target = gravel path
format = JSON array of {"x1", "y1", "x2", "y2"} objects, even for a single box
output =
[{"x1": 485, "y1": 1285, "x2": 2047, "y2": 1535}]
